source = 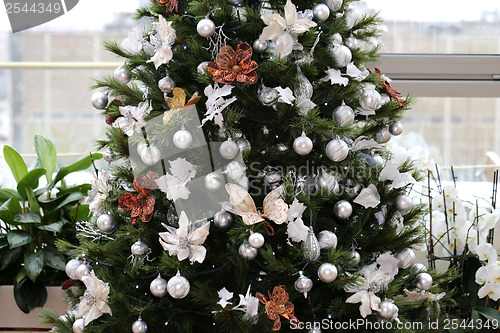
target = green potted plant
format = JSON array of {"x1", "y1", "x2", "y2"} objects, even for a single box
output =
[{"x1": 0, "y1": 134, "x2": 102, "y2": 314}]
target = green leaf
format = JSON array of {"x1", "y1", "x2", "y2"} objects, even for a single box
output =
[
  {"x1": 14, "y1": 211, "x2": 41, "y2": 223},
  {"x1": 50, "y1": 153, "x2": 103, "y2": 188},
  {"x1": 14, "y1": 278, "x2": 47, "y2": 313},
  {"x1": 15, "y1": 267, "x2": 27, "y2": 283},
  {"x1": 0, "y1": 188, "x2": 22, "y2": 202},
  {"x1": 37, "y1": 221, "x2": 63, "y2": 232},
  {"x1": 42, "y1": 249, "x2": 66, "y2": 271},
  {"x1": 38, "y1": 192, "x2": 84, "y2": 211},
  {"x1": 7, "y1": 230, "x2": 35, "y2": 248},
  {"x1": 16, "y1": 168, "x2": 46, "y2": 201},
  {"x1": 0, "y1": 199, "x2": 17, "y2": 224},
  {"x1": 3, "y1": 145, "x2": 28, "y2": 184},
  {"x1": 34, "y1": 134, "x2": 57, "y2": 183},
  {"x1": 476, "y1": 306, "x2": 500, "y2": 322},
  {"x1": 24, "y1": 251, "x2": 44, "y2": 282},
  {"x1": 70, "y1": 204, "x2": 91, "y2": 222},
  {"x1": 0, "y1": 247, "x2": 22, "y2": 270}
]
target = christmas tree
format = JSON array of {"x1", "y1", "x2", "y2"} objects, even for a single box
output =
[{"x1": 46, "y1": 0, "x2": 457, "y2": 331}]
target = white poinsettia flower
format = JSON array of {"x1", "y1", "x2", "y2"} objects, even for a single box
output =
[
  {"x1": 77, "y1": 270, "x2": 112, "y2": 325},
  {"x1": 478, "y1": 282, "x2": 500, "y2": 301},
  {"x1": 159, "y1": 211, "x2": 210, "y2": 264},
  {"x1": 202, "y1": 84, "x2": 237, "y2": 129},
  {"x1": 475, "y1": 243, "x2": 498, "y2": 263},
  {"x1": 148, "y1": 15, "x2": 176, "y2": 69},
  {"x1": 233, "y1": 285, "x2": 260, "y2": 321},
  {"x1": 259, "y1": 0, "x2": 317, "y2": 57},
  {"x1": 121, "y1": 26, "x2": 144, "y2": 54},
  {"x1": 115, "y1": 101, "x2": 152, "y2": 136},
  {"x1": 87, "y1": 169, "x2": 112, "y2": 216},
  {"x1": 217, "y1": 287, "x2": 234, "y2": 308}
]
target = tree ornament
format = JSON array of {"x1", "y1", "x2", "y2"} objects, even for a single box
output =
[
  {"x1": 248, "y1": 232, "x2": 265, "y2": 249},
  {"x1": 316, "y1": 171, "x2": 338, "y2": 193},
  {"x1": 264, "y1": 171, "x2": 282, "y2": 186},
  {"x1": 90, "y1": 91, "x2": 108, "y2": 109},
  {"x1": 225, "y1": 161, "x2": 246, "y2": 180},
  {"x1": 396, "y1": 248, "x2": 416, "y2": 269},
  {"x1": 204, "y1": 172, "x2": 223, "y2": 192},
  {"x1": 375, "y1": 129, "x2": 391, "y2": 143},
  {"x1": 168, "y1": 271, "x2": 190, "y2": 299},
  {"x1": 309, "y1": 328, "x2": 322, "y2": 333},
  {"x1": 378, "y1": 300, "x2": 398, "y2": 320},
  {"x1": 389, "y1": 121, "x2": 403, "y2": 136},
  {"x1": 295, "y1": 70, "x2": 314, "y2": 101},
  {"x1": 140, "y1": 145, "x2": 161, "y2": 165},
  {"x1": 313, "y1": 3, "x2": 330, "y2": 21},
  {"x1": 219, "y1": 139, "x2": 240, "y2": 159},
  {"x1": 173, "y1": 128, "x2": 193, "y2": 149},
  {"x1": 114, "y1": 66, "x2": 132, "y2": 84},
  {"x1": 150, "y1": 275, "x2": 168, "y2": 297},
  {"x1": 256, "y1": 285, "x2": 299, "y2": 331},
  {"x1": 197, "y1": 18, "x2": 216, "y2": 38},
  {"x1": 302, "y1": 228, "x2": 321, "y2": 262},
  {"x1": 236, "y1": 137, "x2": 251, "y2": 153},
  {"x1": 348, "y1": 250, "x2": 361, "y2": 264},
  {"x1": 395, "y1": 194, "x2": 412, "y2": 215},
  {"x1": 259, "y1": 86, "x2": 279, "y2": 106},
  {"x1": 317, "y1": 230, "x2": 337, "y2": 249},
  {"x1": 73, "y1": 318, "x2": 85, "y2": 333},
  {"x1": 253, "y1": 39, "x2": 268, "y2": 53},
  {"x1": 213, "y1": 211, "x2": 233, "y2": 230},
  {"x1": 158, "y1": 75, "x2": 176, "y2": 93},
  {"x1": 197, "y1": 61, "x2": 210, "y2": 74},
  {"x1": 96, "y1": 214, "x2": 115, "y2": 232},
  {"x1": 330, "y1": 45, "x2": 352, "y2": 68},
  {"x1": 118, "y1": 171, "x2": 159, "y2": 224},
  {"x1": 103, "y1": 151, "x2": 114, "y2": 163},
  {"x1": 325, "y1": 0, "x2": 343, "y2": 12},
  {"x1": 207, "y1": 43, "x2": 258, "y2": 85},
  {"x1": 75, "y1": 263, "x2": 92, "y2": 280},
  {"x1": 331, "y1": 33, "x2": 342, "y2": 45},
  {"x1": 318, "y1": 263, "x2": 338, "y2": 282},
  {"x1": 293, "y1": 132, "x2": 314, "y2": 156},
  {"x1": 411, "y1": 263, "x2": 428, "y2": 274},
  {"x1": 326, "y1": 138, "x2": 349, "y2": 162},
  {"x1": 344, "y1": 36, "x2": 359, "y2": 50},
  {"x1": 360, "y1": 89, "x2": 382, "y2": 111},
  {"x1": 333, "y1": 102, "x2": 355, "y2": 127},
  {"x1": 132, "y1": 317, "x2": 148, "y2": 333},
  {"x1": 294, "y1": 271, "x2": 313, "y2": 297},
  {"x1": 380, "y1": 93, "x2": 391, "y2": 105},
  {"x1": 227, "y1": 0, "x2": 243, "y2": 5},
  {"x1": 333, "y1": 200, "x2": 352, "y2": 219},
  {"x1": 66, "y1": 259, "x2": 81, "y2": 279},
  {"x1": 239, "y1": 242, "x2": 258, "y2": 260},
  {"x1": 131, "y1": 240, "x2": 150, "y2": 258},
  {"x1": 415, "y1": 272, "x2": 433, "y2": 290}
]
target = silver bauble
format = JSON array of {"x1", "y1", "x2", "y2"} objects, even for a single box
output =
[
  {"x1": 158, "y1": 76, "x2": 176, "y2": 93},
  {"x1": 73, "y1": 318, "x2": 85, "y2": 333},
  {"x1": 237, "y1": 137, "x2": 251, "y2": 153},
  {"x1": 131, "y1": 240, "x2": 150, "y2": 258},
  {"x1": 318, "y1": 263, "x2": 338, "y2": 283},
  {"x1": 313, "y1": 3, "x2": 330, "y2": 21},
  {"x1": 137, "y1": 142, "x2": 148, "y2": 156},
  {"x1": 204, "y1": 172, "x2": 223, "y2": 192},
  {"x1": 248, "y1": 232, "x2": 265, "y2": 249},
  {"x1": 264, "y1": 171, "x2": 282, "y2": 186},
  {"x1": 132, "y1": 318, "x2": 148, "y2": 333},
  {"x1": 389, "y1": 121, "x2": 403, "y2": 136},
  {"x1": 380, "y1": 93, "x2": 391, "y2": 105},
  {"x1": 302, "y1": 228, "x2": 321, "y2": 262},
  {"x1": 197, "y1": 61, "x2": 210, "y2": 75},
  {"x1": 294, "y1": 271, "x2": 313, "y2": 297},
  {"x1": 396, "y1": 248, "x2": 416, "y2": 269},
  {"x1": 326, "y1": 139, "x2": 349, "y2": 162},
  {"x1": 227, "y1": 0, "x2": 243, "y2": 4},
  {"x1": 140, "y1": 145, "x2": 161, "y2": 165},
  {"x1": 168, "y1": 272, "x2": 190, "y2": 299},
  {"x1": 415, "y1": 272, "x2": 433, "y2": 290},
  {"x1": 213, "y1": 211, "x2": 233, "y2": 230},
  {"x1": 411, "y1": 263, "x2": 428, "y2": 274},
  {"x1": 375, "y1": 129, "x2": 391, "y2": 143},
  {"x1": 295, "y1": 70, "x2": 313, "y2": 99},
  {"x1": 96, "y1": 214, "x2": 115, "y2": 232},
  {"x1": 325, "y1": 0, "x2": 343, "y2": 12},
  {"x1": 259, "y1": 87, "x2": 279, "y2": 106},
  {"x1": 225, "y1": 161, "x2": 246, "y2": 180},
  {"x1": 333, "y1": 103, "x2": 355, "y2": 127},
  {"x1": 344, "y1": 5, "x2": 361, "y2": 29},
  {"x1": 395, "y1": 194, "x2": 412, "y2": 215},
  {"x1": 348, "y1": 250, "x2": 361, "y2": 264},
  {"x1": 344, "y1": 36, "x2": 359, "y2": 50},
  {"x1": 219, "y1": 139, "x2": 240, "y2": 159},
  {"x1": 378, "y1": 301, "x2": 398, "y2": 320},
  {"x1": 197, "y1": 18, "x2": 216, "y2": 38},
  {"x1": 75, "y1": 263, "x2": 92, "y2": 280},
  {"x1": 316, "y1": 171, "x2": 338, "y2": 193},
  {"x1": 239, "y1": 242, "x2": 258, "y2": 260},
  {"x1": 293, "y1": 133, "x2": 314, "y2": 156},
  {"x1": 114, "y1": 66, "x2": 132, "y2": 84},
  {"x1": 330, "y1": 45, "x2": 352, "y2": 68},
  {"x1": 253, "y1": 39, "x2": 268, "y2": 53},
  {"x1": 333, "y1": 200, "x2": 352, "y2": 219},
  {"x1": 331, "y1": 33, "x2": 343, "y2": 45},
  {"x1": 173, "y1": 129, "x2": 193, "y2": 149},
  {"x1": 150, "y1": 275, "x2": 168, "y2": 297},
  {"x1": 360, "y1": 89, "x2": 382, "y2": 111},
  {"x1": 103, "y1": 151, "x2": 114, "y2": 163},
  {"x1": 309, "y1": 328, "x2": 322, "y2": 333},
  {"x1": 317, "y1": 230, "x2": 338, "y2": 250},
  {"x1": 65, "y1": 259, "x2": 81, "y2": 279},
  {"x1": 91, "y1": 91, "x2": 108, "y2": 110}
]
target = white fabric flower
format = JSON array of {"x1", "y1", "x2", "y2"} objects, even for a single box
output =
[
  {"x1": 217, "y1": 287, "x2": 234, "y2": 308},
  {"x1": 233, "y1": 286, "x2": 260, "y2": 321},
  {"x1": 77, "y1": 270, "x2": 112, "y2": 325},
  {"x1": 202, "y1": 84, "x2": 237, "y2": 128},
  {"x1": 259, "y1": 0, "x2": 317, "y2": 57},
  {"x1": 114, "y1": 101, "x2": 152, "y2": 136},
  {"x1": 87, "y1": 169, "x2": 112, "y2": 216},
  {"x1": 286, "y1": 198, "x2": 308, "y2": 242},
  {"x1": 320, "y1": 68, "x2": 349, "y2": 86},
  {"x1": 155, "y1": 158, "x2": 196, "y2": 201},
  {"x1": 121, "y1": 27, "x2": 144, "y2": 54},
  {"x1": 353, "y1": 184, "x2": 380, "y2": 208},
  {"x1": 148, "y1": 16, "x2": 176, "y2": 69},
  {"x1": 159, "y1": 211, "x2": 210, "y2": 264}
]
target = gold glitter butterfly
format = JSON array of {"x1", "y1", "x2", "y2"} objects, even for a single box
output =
[{"x1": 163, "y1": 87, "x2": 201, "y2": 124}]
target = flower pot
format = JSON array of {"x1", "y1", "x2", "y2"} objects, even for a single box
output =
[{"x1": 0, "y1": 285, "x2": 67, "y2": 331}]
